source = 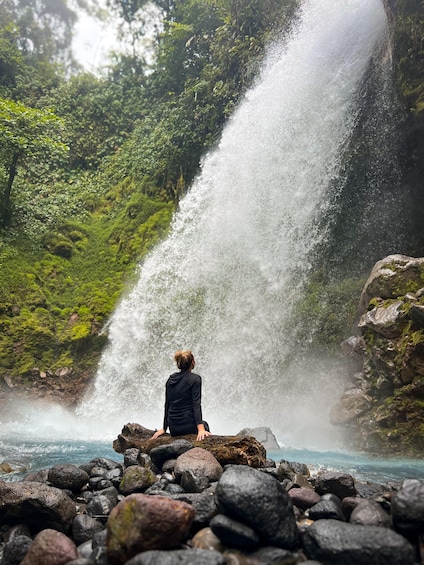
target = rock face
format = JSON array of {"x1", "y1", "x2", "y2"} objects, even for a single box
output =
[
  {"x1": 113, "y1": 423, "x2": 267, "y2": 467},
  {"x1": 331, "y1": 255, "x2": 424, "y2": 456}
]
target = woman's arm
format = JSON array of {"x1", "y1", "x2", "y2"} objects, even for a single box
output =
[
  {"x1": 152, "y1": 428, "x2": 165, "y2": 440},
  {"x1": 196, "y1": 423, "x2": 211, "y2": 441}
]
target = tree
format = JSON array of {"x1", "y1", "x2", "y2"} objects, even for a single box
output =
[{"x1": 0, "y1": 98, "x2": 68, "y2": 227}]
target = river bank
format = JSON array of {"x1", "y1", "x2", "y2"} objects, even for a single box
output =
[{"x1": 1, "y1": 433, "x2": 424, "y2": 564}]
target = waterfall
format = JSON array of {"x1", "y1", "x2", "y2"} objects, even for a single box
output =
[{"x1": 77, "y1": 0, "x2": 388, "y2": 448}]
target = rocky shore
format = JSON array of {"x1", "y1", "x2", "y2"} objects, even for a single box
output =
[{"x1": 0, "y1": 426, "x2": 423, "y2": 565}]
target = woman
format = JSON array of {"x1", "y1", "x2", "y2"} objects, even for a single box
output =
[{"x1": 152, "y1": 350, "x2": 211, "y2": 441}]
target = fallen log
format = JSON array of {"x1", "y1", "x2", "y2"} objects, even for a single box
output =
[{"x1": 113, "y1": 423, "x2": 267, "y2": 468}]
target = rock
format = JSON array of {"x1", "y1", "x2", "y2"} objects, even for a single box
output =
[
  {"x1": 171, "y1": 491, "x2": 219, "y2": 528},
  {"x1": 86, "y1": 493, "x2": 116, "y2": 521},
  {"x1": 349, "y1": 499, "x2": 391, "y2": 527},
  {"x1": 1, "y1": 534, "x2": 33, "y2": 565},
  {"x1": 119, "y1": 466, "x2": 158, "y2": 495},
  {"x1": 113, "y1": 423, "x2": 266, "y2": 467},
  {"x1": 72, "y1": 514, "x2": 104, "y2": 545},
  {"x1": 106, "y1": 493, "x2": 195, "y2": 564},
  {"x1": 191, "y1": 527, "x2": 225, "y2": 552},
  {"x1": 237, "y1": 426, "x2": 280, "y2": 451},
  {"x1": 410, "y1": 304, "x2": 424, "y2": 328},
  {"x1": 359, "y1": 255, "x2": 424, "y2": 315},
  {"x1": 174, "y1": 447, "x2": 223, "y2": 485},
  {"x1": 314, "y1": 472, "x2": 357, "y2": 499},
  {"x1": 358, "y1": 301, "x2": 407, "y2": 339},
  {"x1": 214, "y1": 465, "x2": 298, "y2": 549},
  {"x1": 124, "y1": 548, "x2": 226, "y2": 565},
  {"x1": 0, "y1": 480, "x2": 76, "y2": 532},
  {"x1": 149, "y1": 440, "x2": 195, "y2": 469},
  {"x1": 308, "y1": 499, "x2": 346, "y2": 522},
  {"x1": 329, "y1": 389, "x2": 373, "y2": 425},
  {"x1": 287, "y1": 487, "x2": 321, "y2": 511},
  {"x1": 248, "y1": 546, "x2": 301, "y2": 564},
  {"x1": 209, "y1": 513, "x2": 260, "y2": 549},
  {"x1": 124, "y1": 448, "x2": 141, "y2": 467},
  {"x1": 303, "y1": 519, "x2": 415, "y2": 565},
  {"x1": 20, "y1": 528, "x2": 78, "y2": 565},
  {"x1": 48, "y1": 464, "x2": 90, "y2": 492},
  {"x1": 391, "y1": 479, "x2": 424, "y2": 533}
]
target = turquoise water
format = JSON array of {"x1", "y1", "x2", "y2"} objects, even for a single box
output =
[{"x1": 1, "y1": 439, "x2": 423, "y2": 485}]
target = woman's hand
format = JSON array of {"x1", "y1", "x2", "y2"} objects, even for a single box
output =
[
  {"x1": 196, "y1": 424, "x2": 212, "y2": 441},
  {"x1": 151, "y1": 428, "x2": 165, "y2": 440}
]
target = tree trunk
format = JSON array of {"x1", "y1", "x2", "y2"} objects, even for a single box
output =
[{"x1": 1, "y1": 151, "x2": 20, "y2": 228}]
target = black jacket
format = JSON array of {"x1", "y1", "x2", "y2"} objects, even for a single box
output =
[{"x1": 163, "y1": 371, "x2": 203, "y2": 435}]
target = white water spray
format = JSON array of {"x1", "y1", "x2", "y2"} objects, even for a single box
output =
[{"x1": 77, "y1": 0, "x2": 387, "y2": 447}]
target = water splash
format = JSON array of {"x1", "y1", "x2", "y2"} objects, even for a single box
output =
[{"x1": 77, "y1": 0, "x2": 388, "y2": 448}]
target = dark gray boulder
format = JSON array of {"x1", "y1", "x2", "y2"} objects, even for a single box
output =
[
  {"x1": 303, "y1": 519, "x2": 415, "y2": 565},
  {"x1": 308, "y1": 499, "x2": 346, "y2": 522},
  {"x1": 209, "y1": 513, "x2": 260, "y2": 549},
  {"x1": 350, "y1": 499, "x2": 391, "y2": 527},
  {"x1": 0, "y1": 480, "x2": 76, "y2": 532},
  {"x1": 391, "y1": 479, "x2": 424, "y2": 533},
  {"x1": 314, "y1": 472, "x2": 357, "y2": 499},
  {"x1": 1, "y1": 535, "x2": 33, "y2": 565},
  {"x1": 149, "y1": 440, "x2": 194, "y2": 469},
  {"x1": 72, "y1": 514, "x2": 104, "y2": 545},
  {"x1": 47, "y1": 464, "x2": 89, "y2": 492},
  {"x1": 214, "y1": 465, "x2": 298, "y2": 548}
]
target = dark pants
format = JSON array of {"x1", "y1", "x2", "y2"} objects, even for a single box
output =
[{"x1": 170, "y1": 420, "x2": 210, "y2": 436}]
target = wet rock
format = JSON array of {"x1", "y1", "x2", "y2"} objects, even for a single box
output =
[
  {"x1": 303, "y1": 519, "x2": 415, "y2": 565},
  {"x1": 86, "y1": 493, "x2": 116, "y2": 521},
  {"x1": 210, "y1": 513, "x2": 260, "y2": 549},
  {"x1": 391, "y1": 479, "x2": 424, "y2": 533},
  {"x1": 119, "y1": 465, "x2": 158, "y2": 495},
  {"x1": 106, "y1": 493, "x2": 195, "y2": 564},
  {"x1": 172, "y1": 490, "x2": 218, "y2": 528},
  {"x1": 0, "y1": 480, "x2": 76, "y2": 532},
  {"x1": 214, "y1": 465, "x2": 298, "y2": 548},
  {"x1": 48, "y1": 464, "x2": 90, "y2": 492},
  {"x1": 314, "y1": 472, "x2": 357, "y2": 499},
  {"x1": 309, "y1": 499, "x2": 346, "y2": 522},
  {"x1": 349, "y1": 499, "x2": 391, "y2": 527},
  {"x1": 288, "y1": 487, "x2": 321, "y2": 511},
  {"x1": 149, "y1": 440, "x2": 194, "y2": 469},
  {"x1": 20, "y1": 528, "x2": 78, "y2": 565},
  {"x1": 1, "y1": 534, "x2": 33, "y2": 565},
  {"x1": 174, "y1": 447, "x2": 223, "y2": 486},
  {"x1": 72, "y1": 514, "x2": 104, "y2": 545}
]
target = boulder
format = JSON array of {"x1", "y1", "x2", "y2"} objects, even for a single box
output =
[
  {"x1": 0, "y1": 480, "x2": 76, "y2": 532},
  {"x1": 237, "y1": 426, "x2": 280, "y2": 451},
  {"x1": 314, "y1": 472, "x2": 357, "y2": 499},
  {"x1": 149, "y1": 439, "x2": 194, "y2": 469},
  {"x1": 71, "y1": 514, "x2": 104, "y2": 546},
  {"x1": 106, "y1": 493, "x2": 195, "y2": 564},
  {"x1": 171, "y1": 491, "x2": 219, "y2": 528},
  {"x1": 48, "y1": 464, "x2": 90, "y2": 492},
  {"x1": 391, "y1": 479, "x2": 424, "y2": 533},
  {"x1": 303, "y1": 519, "x2": 415, "y2": 565},
  {"x1": 359, "y1": 255, "x2": 424, "y2": 315},
  {"x1": 119, "y1": 466, "x2": 158, "y2": 495},
  {"x1": 308, "y1": 499, "x2": 346, "y2": 522},
  {"x1": 214, "y1": 465, "x2": 298, "y2": 549},
  {"x1": 209, "y1": 513, "x2": 260, "y2": 549},
  {"x1": 349, "y1": 499, "x2": 391, "y2": 527},
  {"x1": 287, "y1": 487, "x2": 321, "y2": 511},
  {"x1": 20, "y1": 528, "x2": 78, "y2": 565},
  {"x1": 1, "y1": 534, "x2": 33, "y2": 565},
  {"x1": 174, "y1": 447, "x2": 223, "y2": 484},
  {"x1": 113, "y1": 423, "x2": 266, "y2": 467}
]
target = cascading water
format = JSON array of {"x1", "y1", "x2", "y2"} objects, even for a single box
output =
[{"x1": 77, "y1": 0, "x2": 388, "y2": 447}]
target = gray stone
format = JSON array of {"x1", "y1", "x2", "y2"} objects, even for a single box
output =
[{"x1": 303, "y1": 519, "x2": 415, "y2": 565}]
